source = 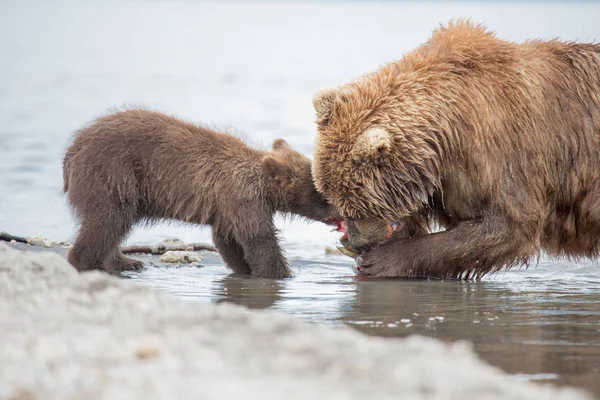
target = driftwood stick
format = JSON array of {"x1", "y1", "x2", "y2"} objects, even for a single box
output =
[
  {"x1": 121, "y1": 243, "x2": 217, "y2": 255},
  {"x1": 0, "y1": 232, "x2": 28, "y2": 244}
]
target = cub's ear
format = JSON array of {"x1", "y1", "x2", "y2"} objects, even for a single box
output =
[
  {"x1": 312, "y1": 88, "x2": 338, "y2": 118},
  {"x1": 352, "y1": 127, "x2": 393, "y2": 161},
  {"x1": 261, "y1": 155, "x2": 292, "y2": 179},
  {"x1": 272, "y1": 138, "x2": 292, "y2": 152}
]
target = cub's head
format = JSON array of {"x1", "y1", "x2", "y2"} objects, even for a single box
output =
[
  {"x1": 261, "y1": 138, "x2": 341, "y2": 224},
  {"x1": 312, "y1": 79, "x2": 442, "y2": 249}
]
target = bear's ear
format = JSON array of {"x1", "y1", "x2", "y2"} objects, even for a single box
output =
[
  {"x1": 261, "y1": 155, "x2": 292, "y2": 179},
  {"x1": 272, "y1": 138, "x2": 292, "y2": 152},
  {"x1": 312, "y1": 88, "x2": 338, "y2": 119},
  {"x1": 353, "y1": 127, "x2": 393, "y2": 160}
]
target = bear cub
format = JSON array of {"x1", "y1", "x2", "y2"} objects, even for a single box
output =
[{"x1": 63, "y1": 108, "x2": 340, "y2": 278}]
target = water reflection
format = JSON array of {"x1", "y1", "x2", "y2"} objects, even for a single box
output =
[
  {"x1": 126, "y1": 256, "x2": 600, "y2": 395},
  {"x1": 213, "y1": 275, "x2": 283, "y2": 310},
  {"x1": 334, "y1": 275, "x2": 600, "y2": 394}
]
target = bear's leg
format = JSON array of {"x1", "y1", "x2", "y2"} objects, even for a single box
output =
[
  {"x1": 68, "y1": 220, "x2": 114, "y2": 272},
  {"x1": 212, "y1": 231, "x2": 252, "y2": 275},
  {"x1": 109, "y1": 251, "x2": 145, "y2": 271},
  {"x1": 356, "y1": 213, "x2": 537, "y2": 279},
  {"x1": 68, "y1": 206, "x2": 137, "y2": 273},
  {"x1": 236, "y1": 220, "x2": 291, "y2": 279}
]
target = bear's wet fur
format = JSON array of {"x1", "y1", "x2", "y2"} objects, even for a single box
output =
[
  {"x1": 312, "y1": 20, "x2": 600, "y2": 279},
  {"x1": 63, "y1": 108, "x2": 340, "y2": 278}
]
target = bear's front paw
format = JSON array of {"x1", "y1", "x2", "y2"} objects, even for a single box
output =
[{"x1": 355, "y1": 244, "x2": 407, "y2": 278}]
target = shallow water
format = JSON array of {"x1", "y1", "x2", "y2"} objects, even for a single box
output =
[
  {"x1": 124, "y1": 254, "x2": 600, "y2": 394},
  {"x1": 1, "y1": 0, "x2": 600, "y2": 396}
]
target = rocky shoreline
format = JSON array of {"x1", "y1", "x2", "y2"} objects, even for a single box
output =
[{"x1": 0, "y1": 242, "x2": 591, "y2": 400}]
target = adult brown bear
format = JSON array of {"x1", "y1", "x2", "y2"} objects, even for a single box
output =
[{"x1": 312, "y1": 20, "x2": 600, "y2": 279}]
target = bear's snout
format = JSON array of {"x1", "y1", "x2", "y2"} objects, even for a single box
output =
[{"x1": 345, "y1": 218, "x2": 400, "y2": 253}]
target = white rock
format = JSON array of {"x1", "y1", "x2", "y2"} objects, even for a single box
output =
[
  {"x1": 159, "y1": 250, "x2": 202, "y2": 263},
  {"x1": 26, "y1": 235, "x2": 68, "y2": 248},
  {"x1": 160, "y1": 238, "x2": 186, "y2": 246}
]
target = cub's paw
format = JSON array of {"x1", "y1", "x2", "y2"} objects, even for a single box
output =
[{"x1": 111, "y1": 254, "x2": 145, "y2": 271}]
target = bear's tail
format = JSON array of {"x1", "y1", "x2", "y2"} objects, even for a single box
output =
[{"x1": 62, "y1": 151, "x2": 72, "y2": 193}]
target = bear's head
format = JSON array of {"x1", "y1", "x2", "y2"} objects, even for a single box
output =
[
  {"x1": 311, "y1": 77, "x2": 442, "y2": 250},
  {"x1": 261, "y1": 138, "x2": 342, "y2": 224}
]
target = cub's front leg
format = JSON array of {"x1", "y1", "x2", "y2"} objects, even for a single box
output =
[
  {"x1": 212, "y1": 231, "x2": 252, "y2": 275},
  {"x1": 234, "y1": 216, "x2": 291, "y2": 279}
]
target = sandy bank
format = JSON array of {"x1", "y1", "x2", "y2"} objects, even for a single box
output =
[{"x1": 0, "y1": 243, "x2": 590, "y2": 400}]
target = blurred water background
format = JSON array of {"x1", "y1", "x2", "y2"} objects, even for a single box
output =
[{"x1": 1, "y1": 0, "x2": 600, "y2": 395}]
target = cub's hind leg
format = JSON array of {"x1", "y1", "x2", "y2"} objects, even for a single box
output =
[{"x1": 68, "y1": 204, "x2": 138, "y2": 273}]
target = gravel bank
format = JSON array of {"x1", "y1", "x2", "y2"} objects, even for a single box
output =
[{"x1": 0, "y1": 243, "x2": 590, "y2": 400}]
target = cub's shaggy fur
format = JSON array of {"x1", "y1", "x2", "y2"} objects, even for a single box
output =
[
  {"x1": 64, "y1": 109, "x2": 339, "y2": 278},
  {"x1": 312, "y1": 20, "x2": 600, "y2": 279}
]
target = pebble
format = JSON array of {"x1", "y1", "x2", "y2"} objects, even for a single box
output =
[
  {"x1": 160, "y1": 251, "x2": 202, "y2": 263},
  {"x1": 135, "y1": 337, "x2": 161, "y2": 360},
  {"x1": 27, "y1": 235, "x2": 64, "y2": 248}
]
